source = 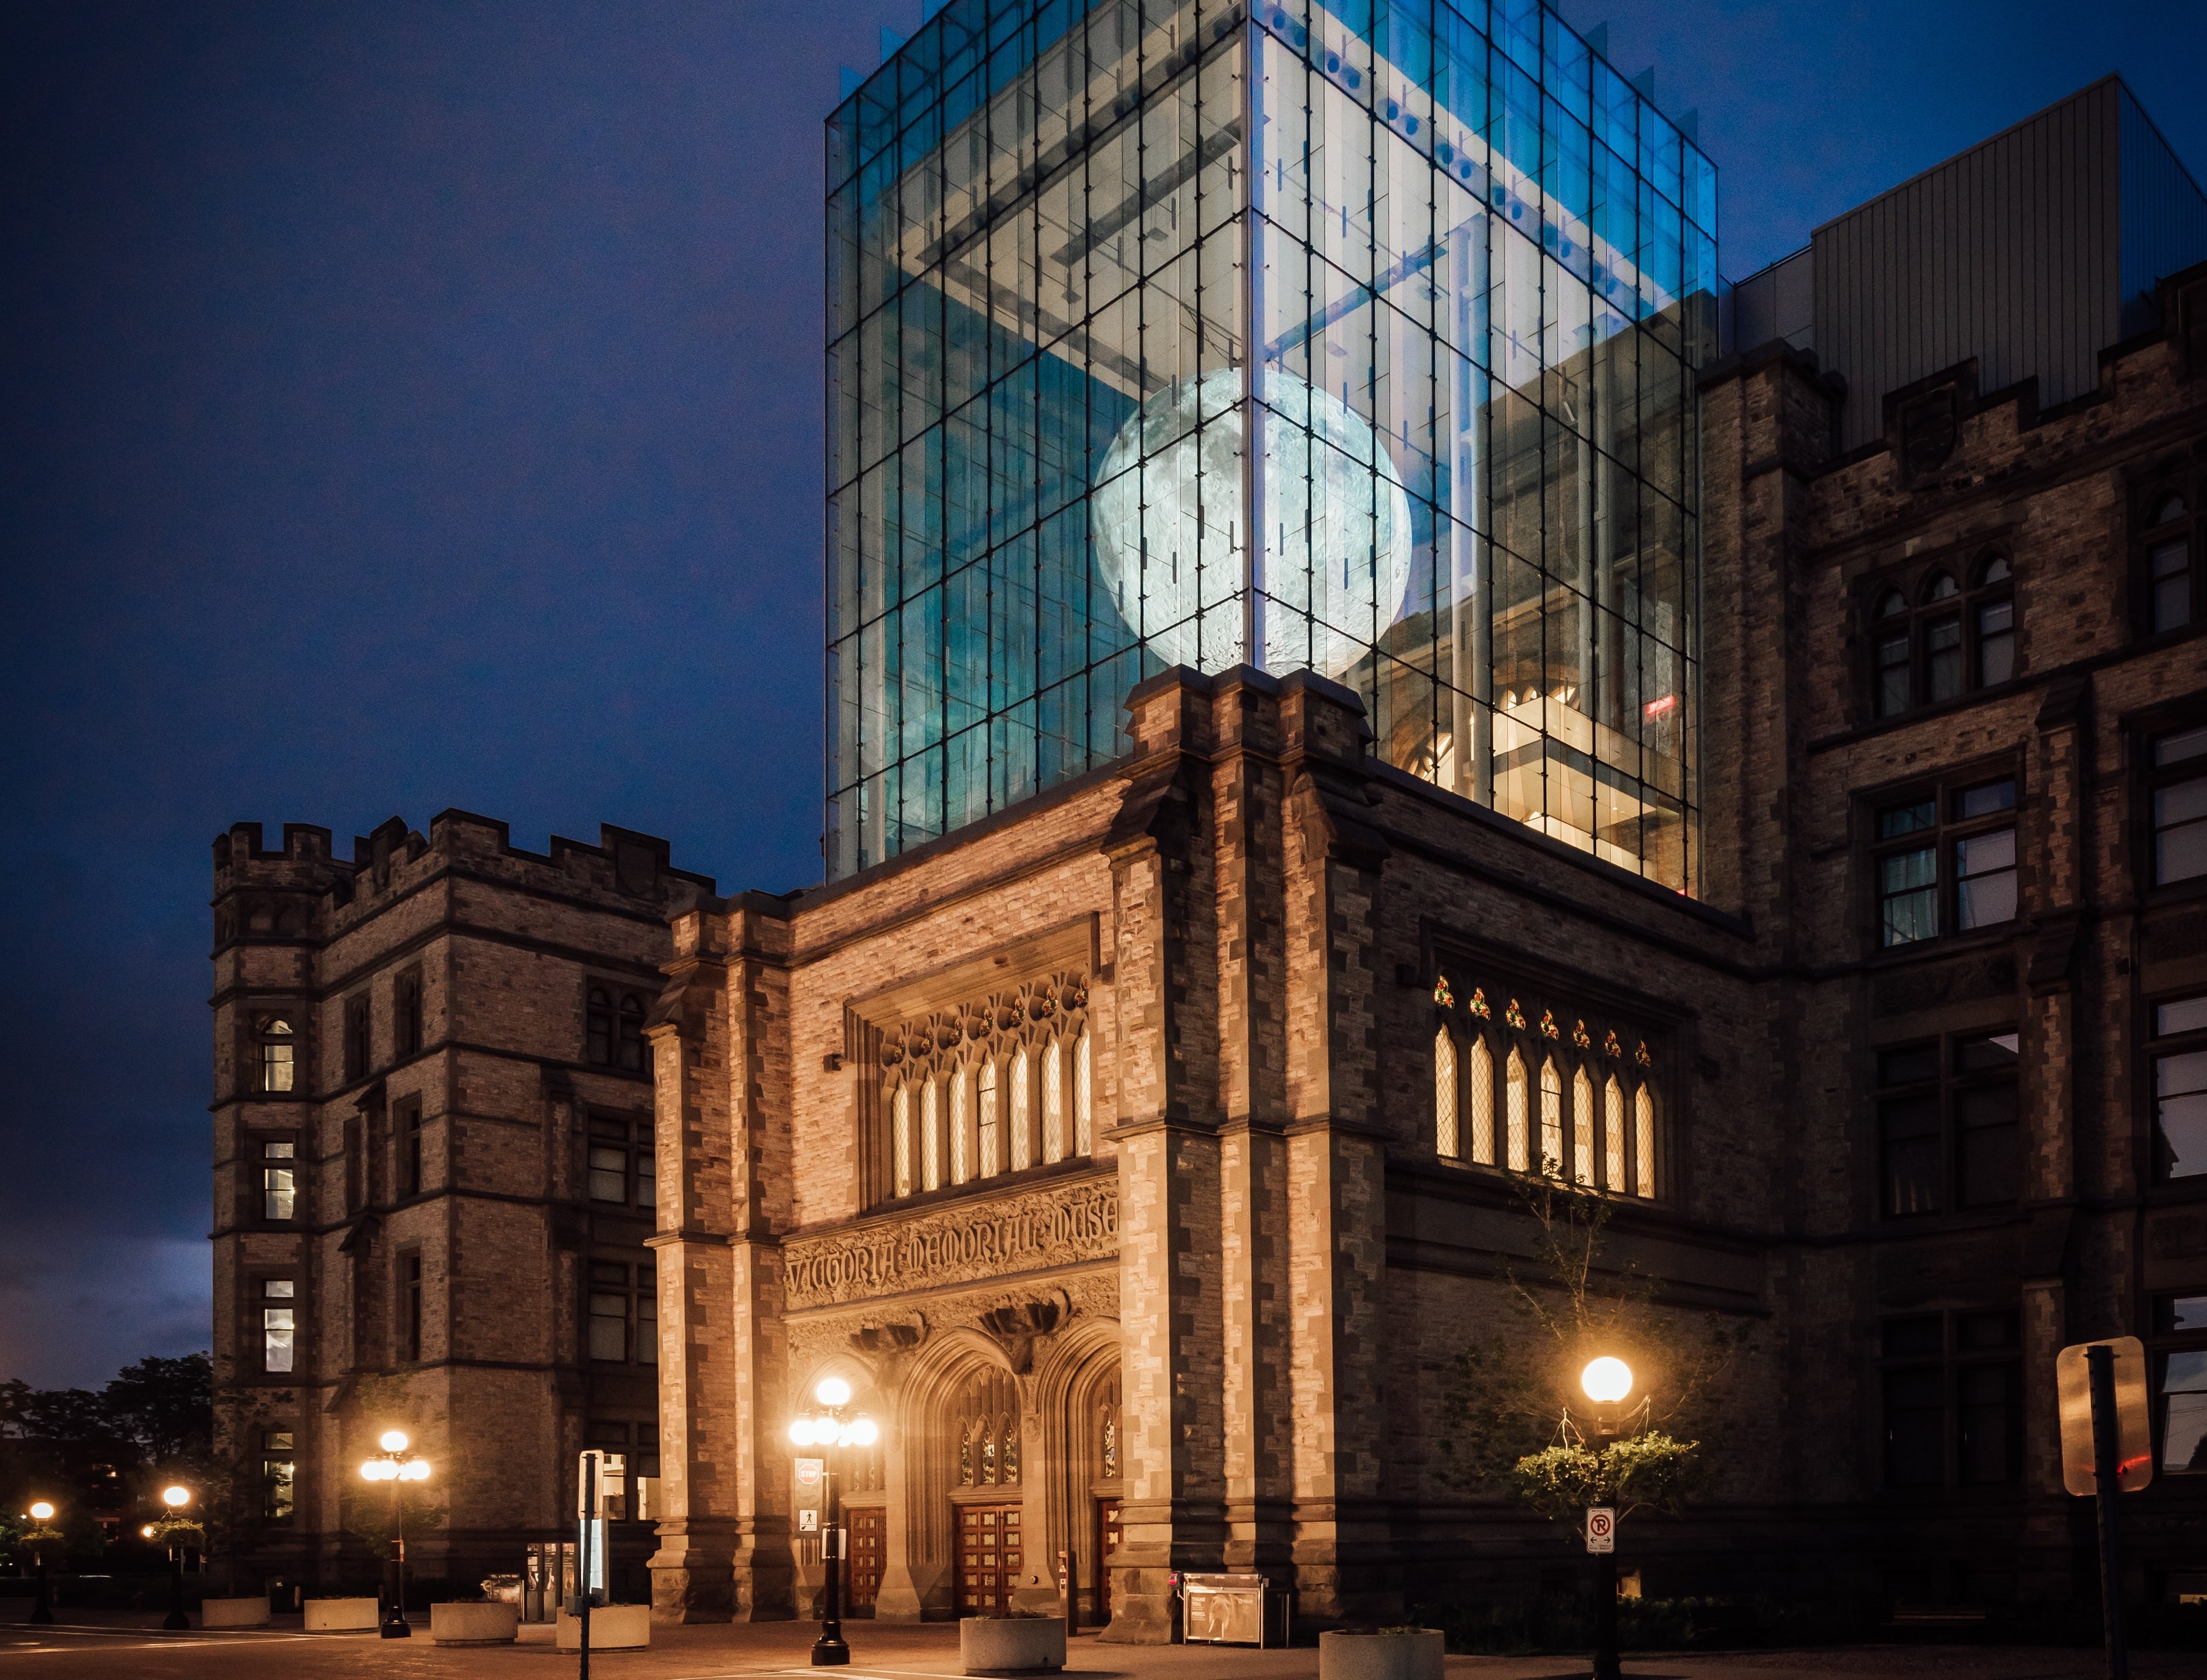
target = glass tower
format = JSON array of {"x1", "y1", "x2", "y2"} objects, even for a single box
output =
[{"x1": 826, "y1": 0, "x2": 1717, "y2": 891}]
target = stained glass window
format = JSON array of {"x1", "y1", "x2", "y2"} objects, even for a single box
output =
[
  {"x1": 1075, "y1": 1029, "x2": 1094, "y2": 1155},
  {"x1": 1042, "y1": 1038, "x2": 1066, "y2": 1163},
  {"x1": 1540, "y1": 1059, "x2": 1565, "y2": 1177},
  {"x1": 892, "y1": 1085, "x2": 914, "y2": 1197},
  {"x1": 1573, "y1": 1067, "x2": 1595, "y2": 1185},
  {"x1": 1011, "y1": 1048, "x2": 1033, "y2": 1170},
  {"x1": 1604, "y1": 1076, "x2": 1627, "y2": 1189},
  {"x1": 1506, "y1": 1048, "x2": 1530, "y2": 1172},
  {"x1": 1635, "y1": 1086, "x2": 1656, "y2": 1196},
  {"x1": 979, "y1": 1059, "x2": 1000, "y2": 1177},
  {"x1": 1434, "y1": 1029, "x2": 1459, "y2": 1159},
  {"x1": 1470, "y1": 1037, "x2": 1496, "y2": 1165},
  {"x1": 951, "y1": 1066, "x2": 972, "y2": 1185},
  {"x1": 922, "y1": 1079, "x2": 943, "y2": 1193}
]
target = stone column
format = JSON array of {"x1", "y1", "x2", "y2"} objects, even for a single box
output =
[
  {"x1": 1279, "y1": 673, "x2": 1397, "y2": 1624},
  {"x1": 648, "y1": 908, "x2": 738, "y2": 1621},
  {"x1": 1101, "y1": 670, "x2": 1227, "y2": 1642}
]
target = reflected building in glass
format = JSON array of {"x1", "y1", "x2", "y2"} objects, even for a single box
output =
[{"x1": 826, "y1": 0, "x2": 1717, "y2": 889}]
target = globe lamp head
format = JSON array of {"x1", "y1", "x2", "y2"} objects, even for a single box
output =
[
  {"x1": 161, "y1": 1485, "x2": 191, "y2": 1509},
  {"x1": 848, "y1": 1417, "x2": 880, "y2": 1448},
  {"x1": 29, "y1": 1501, "x2": 54, "y2": 1522},
  {"x1": 789, "y1": 1418, "x2": 819, "y2": 1448},
  {"x1": 379, "y1": 1430, "x2": 410, "y2": 1454},
  {"x1": 815, "y1": 1376, "x2": 852, "y2": 1408},
  {"x1": 141, "y1": 1524, "x2": 156, "y2": 1539},
  {"x1": 1581, "y1": 1356, "x2": 1634, "y2": 1406},
  {"x1": 400, "y1": 1459, "x2": 432, "y2": 1482}
]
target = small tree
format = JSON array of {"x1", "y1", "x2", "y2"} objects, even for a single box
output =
[{"x1": 1438, "y1": 1175, "x2": 1752, "y2": 1530}]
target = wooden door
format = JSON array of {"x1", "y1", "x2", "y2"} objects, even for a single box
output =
[
  {"x1": 955, "y1": 1502, "x2": 1022, "y2": 1614},
  {"x1": 1094, "y1": 1499, "x2": 1122, "y2": 1623},
  {"x1": 847, "y1": 1506, "x2": 884, "y2": 1610}
]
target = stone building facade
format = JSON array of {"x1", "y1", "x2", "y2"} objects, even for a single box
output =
[
  {"x1": 208, "y1": 810, "x2": 713, "y2": 1586},
  {"x1": 640, "y1": 261, "x2": 2207, "y2": 1631}
]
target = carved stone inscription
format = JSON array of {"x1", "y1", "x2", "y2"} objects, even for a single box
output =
[{"x1": 785, "y1": 1177, "x2": 1118, "y2": 1309}]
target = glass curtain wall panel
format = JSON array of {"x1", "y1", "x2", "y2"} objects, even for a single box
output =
[{"x1": 826, "y1": 0, "x2": 1716, "y2": 891}]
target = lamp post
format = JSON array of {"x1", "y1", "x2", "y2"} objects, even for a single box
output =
[
  {"x1": 1580, "y1": 1357, "x2": 1635, "y2": 1680},
  {"x1": 157, "y1": 1485, "x2": 194, "y2": 1630},
  {"x1": 25, "y1": 1501, "x2": 57, "y2": 1625},
  {"x1": 789, "y1": 1376, "x2": 880, "y2": 1668},
  {"x1": 360, "y1": 1429, "x2": 432, "y2": 1638}
]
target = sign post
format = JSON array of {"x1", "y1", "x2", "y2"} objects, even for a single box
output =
[
  {"x1": 1585, "y1": 1508, "x2": 1618, "y2": 1680},
  {"x1": 2056, "y1": 1336, "x2": 2153, "y2": 1680}
]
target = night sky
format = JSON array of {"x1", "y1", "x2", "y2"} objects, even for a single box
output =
[{"x1": 4, "y1": 1, "x2": 2202, "y2": 1387}]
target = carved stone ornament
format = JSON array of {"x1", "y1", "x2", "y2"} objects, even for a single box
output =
[
  {"x1": 783, "y1": 1175, "x2": 1118, "y2": 1311},
  {"x1": 877, "y1": 970, "x2": 1091, "y2": 1085}
]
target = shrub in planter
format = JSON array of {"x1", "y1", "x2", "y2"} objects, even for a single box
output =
[
  {"x1": 960, "y1": 1613, "x2": 1067, "y2": 1675},
  {"x1": 1318, "y1": 1627, "x2": 1446, "y2": 1680}
]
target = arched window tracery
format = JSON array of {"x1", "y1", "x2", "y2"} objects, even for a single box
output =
[
  {"x1": 1430, "y1": 968, "x2": 1668, "y2": 1200},
  {"x1": 1434, "y1": 1028, "x2": 1458, "y2": 1159},
  {"x1": 1572, "y1": 1065, "x2": 1595, "y2": 1185},
  {"x1": 978, "y1": 1060, "x2": 1000, "y2": 1177},
  {"x1": 873, "y1": 972, "x2": 1095, "y2": 1206},
  {"x1": 953, "y1": 1367, "x2": 1021, "y2": 1488}
]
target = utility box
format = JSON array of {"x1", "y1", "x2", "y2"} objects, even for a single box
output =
[{"x1": 1180, "y1": 1573, "x2": 1284, "y2": 1647}]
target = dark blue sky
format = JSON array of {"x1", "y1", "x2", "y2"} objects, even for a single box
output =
[{"x1": 4, "y1": 0, "x2": 2202, "y2": 1387}]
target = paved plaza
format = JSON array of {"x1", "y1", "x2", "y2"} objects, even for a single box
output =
[{"x1": 0, "y1": 1610, "x2": 2196, "y2": 1680}]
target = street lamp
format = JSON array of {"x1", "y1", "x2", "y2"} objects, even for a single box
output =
[
  {"x1": 1579, "y1": 1357, "x2": 1635, "y2": 1680},
  {"x1": 157, "y1": 1485, "x2": 194, "y2": 1630},
  {"x1": 24, "y1": 1501, "x2": 57, "y2": 1625},
  {"x1": 360, "y1": 1430, "x2": 432, "y2": 1638},
  {"x1": 788, "y1": 1376, "x2": 879, "y2": 1668}
]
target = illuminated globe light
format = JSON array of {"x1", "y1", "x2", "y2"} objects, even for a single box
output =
[
  {"x1": 379, "y1": 1430, "x2": 410, "y2": 1454},
  {"x1": 1090, "y1": 369, "x2": 1415, "y2": 679},
  {"x1": 789, "y1": 1417, "x2": 820, "y2": 1448},
  {"x1": 1581, "y1": 1356, "x2": 1635, "y2": 1405},
  {"x1": 161, "y1": 1485, "x2": 191, "y2": 1509},
  {"x1": 29, "y1": 1502, "x2": 54, "y2": 1522},
  {"x1": 400, "y1": 1460, "x2": 432, "y2": 1482},
  {"x1": 815, "y1": 1376, "x2": 852, "y2": 1408},
  {"x1": 847, "y1": 1417, "x2": 880, "y2": 1448}
]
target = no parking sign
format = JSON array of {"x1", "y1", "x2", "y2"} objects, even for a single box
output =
[{"x1": 1584, "y1": 1507, "x2": 1615, "y2": 1553}]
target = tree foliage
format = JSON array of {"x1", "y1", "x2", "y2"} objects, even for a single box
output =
[{"x1": 1437, "y1": 1177, "x2": 1752, "y2": 1518}]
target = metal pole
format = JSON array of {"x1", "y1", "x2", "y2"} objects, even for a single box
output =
[
  {"x1": 164, "y1": 1542, "x2": 189, "y2": 1630},
  {"x1": 30, "y1": 1544, "x2": 53, "y2": 1626},
  {"x1": 2086, "y1": 1345, "x2": 2130, "y2": 1680},
  {"x1": 1592, "y1": 1418, "x2": 1619, "y2": 1680},
  {"x1": 814, "y1": 1445, "x2": 849, "y2": 1664},
  {"x1": 580, "y1": 1454, "x2": 596, "y2": 1680},
  {"x1": 382, "y1": 1471, "x2": 410, "y2": 1637}
]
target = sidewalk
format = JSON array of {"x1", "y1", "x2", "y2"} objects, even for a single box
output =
[{"x1": 0, "y1": 1607, "x2": 2194, "y2": 1680}]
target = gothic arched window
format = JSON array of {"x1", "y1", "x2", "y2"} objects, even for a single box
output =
[
  {"x1": 979, "y1": 1060, "x2": 1000, "y2": 1177},
  {"x1": 1540, "y1": 1058, "x2": 1565, "y2": 1176},
  {"x1": 617, "y1": 994, "x2": 646, "y2": 1073},
  {"x1": 1434, "y1": 1028, "x2": 1459, "y2": 1159},
  {"x1": 1506, "y1": 1047, "x2": 1530, "y2": 1172},
  {"x1": 954, "y1": 1369, "x2": 1021, "y2": 1488},
  {"x1": 1469, "y1": 1036, "x2": 1495, "y2": 1164},
  {"x1": 1868, "y1": 560, "x2": 2019, "y2": 718},
  {"x1": 1572, "y1": 1065, "x2": 1595, "y2": 1185}
]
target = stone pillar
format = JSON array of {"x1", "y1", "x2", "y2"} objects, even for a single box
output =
[
  {"x1": 1101, "y1": 670, "x2": 1227, "y2": 1641},
  {"x1": 1279, "y1": 672, "x2": 1397, "y2": 1624},
  {"x1": 648, "y1": 908, "x2": 739, "y2": 1622}
]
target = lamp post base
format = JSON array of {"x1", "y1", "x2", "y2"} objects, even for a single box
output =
[{"x1": 812, "y1": 1634, "x2": 851, "y2": 1665}]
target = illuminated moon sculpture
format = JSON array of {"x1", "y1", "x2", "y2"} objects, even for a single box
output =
[{"x1": 1090, "y1": 369, "x2": 1414, "y2": 677}]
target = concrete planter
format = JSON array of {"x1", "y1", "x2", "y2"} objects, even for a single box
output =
[
  {"x1": 960, "y1": 1615, "x2": 1067, "y2": 1675},
  {"x1": 432, "y1": 1601, "x2": 521, "y2": 1645},
  {"x1": 303, "y1": 1597, "x2": 381, "y2": 1633},
  {"x1": 555, "y1": 1604, "x2": 651, "y2": 1650},
  {"x1": 1318, "y1": 1629, "x2": 1446, "y2": 1680},
  {"x1": 201, "y1": 1596, "x2": 271, "y2": 1628}
]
